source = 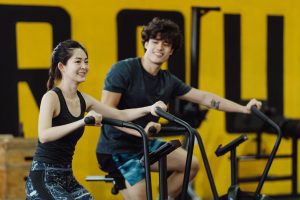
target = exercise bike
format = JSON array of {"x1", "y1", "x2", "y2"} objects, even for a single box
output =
[
  {"x1": 85, "y1": 117, "x2": 183, "y2": 200},
  {"x1": 154, "y1": 106, "x2": 282, "y2": 200}
]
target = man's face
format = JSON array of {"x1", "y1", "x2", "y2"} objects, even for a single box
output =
[{"x1": 144, "y1": 35, "x2": 174, "y2": 65}]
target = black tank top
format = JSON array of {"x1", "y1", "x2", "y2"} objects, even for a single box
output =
[{"x1": 34, "y1": 87, "x2": 86, "y2": 164}]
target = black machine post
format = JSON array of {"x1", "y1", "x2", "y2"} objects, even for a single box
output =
[
  {"x1": 250, "y1": 106, "x2": 282, "y2": 196},
  {"x1": 85, "y1": 117, "x2": 153, "y2": 200},
  {"x1": 155, "y1": 107, "x2": 198, "y2": 200},
  {"x1": 215, "y1": 134, "x2": 248, "y2": 185},
  {"x1": 148, "y1": 126, "x2": 185, "y2": 200}
]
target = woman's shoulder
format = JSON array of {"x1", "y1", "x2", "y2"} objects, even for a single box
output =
[
  {"x1": 41, "y1": 89, "x2": 59, "y2": 103},
  {"x1": 39, "y1": 89, "x2": 60, "y2": 112}
]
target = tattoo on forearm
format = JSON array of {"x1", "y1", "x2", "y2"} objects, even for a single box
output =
[{"x1": 210, "y1": 99, "x2": 220, "y2": 109}]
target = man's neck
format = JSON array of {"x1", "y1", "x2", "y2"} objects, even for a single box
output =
[{"x1": 141, "y1": 56, "x2": 161, "y2": 76}]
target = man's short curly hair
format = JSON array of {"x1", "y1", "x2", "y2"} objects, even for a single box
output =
[{"x1": 141, "y1": 17, "x2": 183, "y2": 52}]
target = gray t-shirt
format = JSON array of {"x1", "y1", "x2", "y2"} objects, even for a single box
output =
[{"x1": 97, "y1": 57, "x2": 191, "y2": 154}]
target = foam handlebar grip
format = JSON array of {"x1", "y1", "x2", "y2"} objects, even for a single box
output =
[
  {"x1": 84, "y1": 116, "x2": 95, "y2": 125},
  {"x1": 155, "y1": 107, "x2": 175, "y2": 121},
  {"x1": 84, "y1": 116, "x2": 125, "y2": 127},
  {"x1": 251, "y1": 105, "x2": 272, "y2": 124},
  {"x1": 148, "y1": 126, "x2": 157, "y2": 137}
]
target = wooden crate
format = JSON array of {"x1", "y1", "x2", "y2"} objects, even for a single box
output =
[{"x1": 0, "y1": 135, "x2": 37, "y2": 200}]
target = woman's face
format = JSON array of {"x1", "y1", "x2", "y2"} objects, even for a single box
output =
[{"x1": 61, "y1": 48, "x2": 89, "y2": 83}]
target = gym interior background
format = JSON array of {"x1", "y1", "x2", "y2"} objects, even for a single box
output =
[{"x1": 0, "y1": 0, "x2": 300, "y2": 199}]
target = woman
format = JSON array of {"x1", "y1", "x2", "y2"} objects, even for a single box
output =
[{"x1": 25, "y1": 39, "x2": 166, "y2": 200}]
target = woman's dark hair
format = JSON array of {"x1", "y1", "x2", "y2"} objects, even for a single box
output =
[
  {"x1": 47, "y1": 39, "x2": 88, "y2": 90},
  {"x1": 141, "y1": 17, "x2": 183, "y2": 52}
]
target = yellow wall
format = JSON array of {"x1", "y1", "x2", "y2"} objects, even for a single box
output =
[{"x1": 1, "y1": 0, "x2": 300, "y2": 199}]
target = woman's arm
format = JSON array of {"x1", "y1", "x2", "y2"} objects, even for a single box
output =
[
  {"x1": 83, "y1": 91, "x2": 166, "y2": 121},
  {"x1": 84, "y1": 90, "x2": 165, "y2": 137},
  {"x1": 178, "y1": 88, "x2": 261, "y2": 113}
]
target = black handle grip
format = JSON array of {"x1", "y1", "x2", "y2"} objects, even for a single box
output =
[
  {"x1": 161, "y1": 126, "x2": 186, "y2": 132},
  {"x1": 251, "y1": 105, "x2": 268, "y2": 122},
  {"x1": 149, "y1": 126, "x2": 187, "y2": 134},
  {"x1": 155, "y1": 107, "x2": 175, "y2": 121},
  {"x1": 84, "y1": 116, "x2": 95, "y2": 125},
  {"x1": 84, "y1": 116, "x2": 125, "y2": 127},
  {"x1": 147, "y1": 126, "x2": 187, "y2": 137},
  {"x1": 148, "y1": 126, "x2": 157, "y2": 137},
  {"x1": 251, "y1": 105, "x2": 277, "y2": 127}
]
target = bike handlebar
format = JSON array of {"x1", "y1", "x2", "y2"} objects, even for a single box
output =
[{"x1": 148, "y1": 126, "x2": 187, "y2": 137}]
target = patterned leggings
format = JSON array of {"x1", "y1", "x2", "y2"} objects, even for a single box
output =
[{"x1": 25, "y1": 160, "x2": 94, "y2": 200}]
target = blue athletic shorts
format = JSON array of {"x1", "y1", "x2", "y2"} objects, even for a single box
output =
[{"x1": 112, "y1": 139, "x2": 165, "y2": 186}]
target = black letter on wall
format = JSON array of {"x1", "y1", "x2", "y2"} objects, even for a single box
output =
[
  {"x1": 224, "y1": 14, "x2": 284, "y2": 133},
  {"x1": 0, "y1": 5, "x2": 71, "y2": 135}
]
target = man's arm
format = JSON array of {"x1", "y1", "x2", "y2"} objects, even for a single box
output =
[
  {"x1": 100, "y1": 90, "x2": 146, "y2": 137},
  {"x1": 101, "y1": 90, "x2": 122, "y2": 108},
  {"x1": 178, "y1": 88, "x2": 261, "y2": 114}
]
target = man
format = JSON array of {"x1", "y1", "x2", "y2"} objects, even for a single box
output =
[{"x1": 96, "y1": 17, "x2": 261, "y2": 200}]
